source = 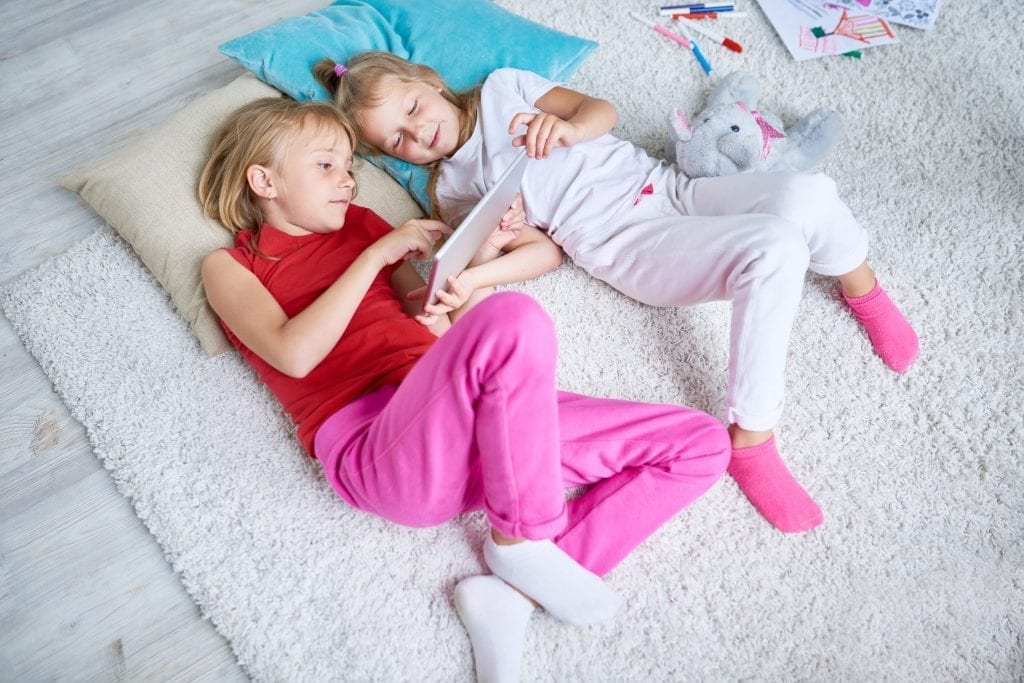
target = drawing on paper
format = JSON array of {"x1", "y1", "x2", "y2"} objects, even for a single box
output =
[
  {"x1": 756, "y1": 0, "x2": 899, "y2": 61},
  {"x1": 799, "y1": 8, "x2": 895, "y2": 55},
  {"x1": 826, "y1": 0, "x2": 942, "y2": 30}
]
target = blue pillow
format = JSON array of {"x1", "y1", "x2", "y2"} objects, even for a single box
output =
[{"x1": 219, "y1": 0, "x2": 598, "y2": 212}]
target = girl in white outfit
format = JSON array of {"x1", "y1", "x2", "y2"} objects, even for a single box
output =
[{"x1": 315, "y1": 52, "x2": 919, "y2": 537}]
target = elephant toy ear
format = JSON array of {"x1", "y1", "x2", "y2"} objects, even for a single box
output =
[{"x1": 668, "y1": 109, "x2": 693, "y2": 142}]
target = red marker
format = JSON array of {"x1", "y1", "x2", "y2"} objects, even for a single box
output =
[
  {"x1": 675, "y1": 15, "x2": 743, "y2": 52},
  {"x1": 673, "y1": 11, "x2": 749, "y2": 19}
]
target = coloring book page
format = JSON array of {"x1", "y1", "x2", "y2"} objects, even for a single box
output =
[
  {"x1": 755, "y1": 0, "x2": 899, "y2": 61},
  {"x1": 826, "y1": 0, "x2": 942, "y2": 30}
]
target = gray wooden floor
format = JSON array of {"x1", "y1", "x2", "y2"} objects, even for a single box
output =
[{"x1": 0, "y1": 1, "x2": 323, "y2": 679}]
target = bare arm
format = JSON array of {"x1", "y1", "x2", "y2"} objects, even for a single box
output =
[
  {"x1": 509, "y1": 86, "x2": 618, "y2": 159},
  {"x1": 202, "y1": 219, "x2": 449, "y2": 378},
  {"x1": 202, "y1": 248, "x2": 384, "y2": 378},
  {"x1": 462, "y1": 224, "x2": 562, "y2": 289}
]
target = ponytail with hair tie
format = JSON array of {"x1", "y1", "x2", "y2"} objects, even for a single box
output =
[{"x1": 313, "y1": 59, "x2": 347, "y2": 97}]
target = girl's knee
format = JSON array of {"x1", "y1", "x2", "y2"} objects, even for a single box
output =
[
  {"x1": 662, "y1": 408, "x2": 731, "y2": 476},
  {"x1": 769, "y1": 172, "x2": 840, "y2": 223},
  {"x1": 460, "y1": 293, "x2": 557, "y2": 367},
  {"x1": 691, "y1": 412, "x2": 732, "y2": 476},
  {"x1": 791, "y1": 171, "x2": 837, "y2": 195},
  {"x1": 774, "y1": 171, "x2": 838, "y2": 198},
  {"x1": 478, "y1": 291, "x2": 554, "y2": 337}
]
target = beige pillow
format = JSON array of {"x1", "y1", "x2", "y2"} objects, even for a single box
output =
[{"x1": 60, "y1": 72, "x2": 424, "y2": 356}]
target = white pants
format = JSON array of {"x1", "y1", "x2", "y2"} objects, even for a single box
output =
[{"x1": 561, "y1": 167, "x2": 869, "y2": 430}]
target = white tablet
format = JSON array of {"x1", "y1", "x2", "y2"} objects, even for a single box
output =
[{"x1": 423, "y1": 149, "x2": 529, "y2": 309}]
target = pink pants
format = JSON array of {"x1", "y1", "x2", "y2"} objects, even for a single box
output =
[{"x1": 314, "y1": 293, "x2": 730, "y2": 576}]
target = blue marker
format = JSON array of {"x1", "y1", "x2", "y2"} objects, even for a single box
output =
[
  {"x1": 659, "y1": 4, "x2": 735, "y2": 15},
  {"x1": 660, "y1": 3, "x2": 733, "y2": 9},
  {"x1": 689, "y1": 38, "x2": 713, "y2": 75},
  {"x1": 674, "y1": 21, "x2": 713, "y2": 75}
]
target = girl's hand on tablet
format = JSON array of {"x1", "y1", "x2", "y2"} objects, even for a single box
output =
[
  {"x1": 484, "y1": 225, "x2": 522, "y2": 255},
  {"x1": 471, "y1": 193, "x2": 524, "y2": 260},
  {"x1": 498, "y1": 193, "x2": 526, "y2": 233},
  {"x1": 412, "y1": 273, "x2": 476, "y2": 326},
  {"x1": 371, "y1": 219, "x2": 450, "y2": 267}
]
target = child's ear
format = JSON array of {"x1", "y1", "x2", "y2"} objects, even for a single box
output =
[{"x1": 247, "y1": 164, "x2": 276, "y2": 199}]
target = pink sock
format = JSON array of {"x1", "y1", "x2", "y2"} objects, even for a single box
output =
[
  {"x1": 727, "y1": 436, "x2": 823, "y2": 533},
  {"x1": 844, "y1": 282, "x2": 919, "y2": 373}
]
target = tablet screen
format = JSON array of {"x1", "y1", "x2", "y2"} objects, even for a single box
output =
[{"x1": 423, "y1": 150, "x2": 529, "y2": 309}]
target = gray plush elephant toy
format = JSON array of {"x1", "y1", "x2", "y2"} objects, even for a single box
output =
[{"x1": 667, "y1": 71, "x2": 844, "y2": 178}]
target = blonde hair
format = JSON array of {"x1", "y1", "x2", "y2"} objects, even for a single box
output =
[
  {"x1": 313, "y1": 51, "x2": 480, "y2": 218},
  {"x1": 198, "y1": 97, "x2": 356, "y2": 254}
]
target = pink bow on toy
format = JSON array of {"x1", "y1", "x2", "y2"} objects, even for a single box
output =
[
  {"x1": 752, "y1": 110, "x2": 785, "y2": 159},
  {"x1": 737, "y1": 101, "x2": 785, "y2": 160}
]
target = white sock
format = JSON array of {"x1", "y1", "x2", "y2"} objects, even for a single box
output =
[
  {"x1": 454, "y1": 575, "x2": 534, "y2": 683},
  {"x1": 482, "y1": 536, "x2": 623, "y2": 626}
]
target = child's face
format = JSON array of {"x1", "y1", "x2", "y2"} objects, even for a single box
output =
[
  {"x1": 358, "y1": 80, "x2": 464, "y2": 164},
  {"x1": 260, "y1": 120, "x2": 355, "y2": 236}
]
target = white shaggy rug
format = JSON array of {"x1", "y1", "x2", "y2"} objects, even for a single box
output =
[{"x1": 2, "y1": 0, "x2": 1022, "y2": 680}]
